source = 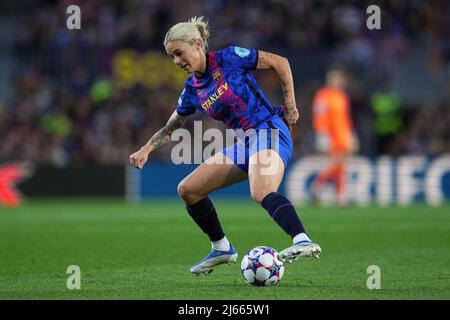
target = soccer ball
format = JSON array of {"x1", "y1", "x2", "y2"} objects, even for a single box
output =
[{"x1": 240, "y1": 246, "x2": 285, "y2": 286}]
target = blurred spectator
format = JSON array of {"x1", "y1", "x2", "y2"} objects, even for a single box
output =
[{"x1": 370, "y1": 78, "x2": 404, "y2": 154}]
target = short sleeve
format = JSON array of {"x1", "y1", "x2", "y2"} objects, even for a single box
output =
[
  {"x1": 176, "y1": 87, "x2": 196, "y2": 116},
  {"x1": 220, "y1": 46, "x2": 258, "y2": 71}
]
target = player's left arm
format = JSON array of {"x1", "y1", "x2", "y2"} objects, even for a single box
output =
[{"x1": 257, "y1": 51, "x2": 299, "y2": 130}]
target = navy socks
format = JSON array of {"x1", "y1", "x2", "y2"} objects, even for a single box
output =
[
  {"x1": 186, "y1": 193, "x2": 308, "y2": 244},
  {"x1": 186, "y1": 196, "x2": 225, "y2": 242},
  {"x1": 261, "y1": 192, "x2": 307, "y2": 239}
]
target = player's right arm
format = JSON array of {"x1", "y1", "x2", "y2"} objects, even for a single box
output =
[{"x1": 129, "y1": 110, "x2": 189, "y2": 169}]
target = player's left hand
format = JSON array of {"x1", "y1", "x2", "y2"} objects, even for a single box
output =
[{"x1": 283, "y1": 109, "x2": 299, "y2": 131}]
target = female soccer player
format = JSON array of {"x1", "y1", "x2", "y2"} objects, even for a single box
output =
[{"x1": 130, "y1": 17, "x2": 321, "y2": 275}]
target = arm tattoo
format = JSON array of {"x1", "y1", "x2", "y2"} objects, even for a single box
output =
[
  {"x1": 149, "y1": 127, "x2": 171, "y2": 150},
  {"x1": 147, "y1": 111, "x2": 188, "y2": 151},
  {"x1": 279, "y1": 68, "x2": 298, "y2": 113},
  {"x1": 258, "y1": 51, "x2": 297, "y2": 112},
  {"x1": 166, "y1": 111, "x2": 188, "y2": 133},
  {"x1": 257, "y1": 52, "x2": 276, "y2": 69}
]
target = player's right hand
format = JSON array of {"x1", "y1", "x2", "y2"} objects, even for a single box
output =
[{"x1": 129, "y1": 148, "x2": 149, "y2": 169}]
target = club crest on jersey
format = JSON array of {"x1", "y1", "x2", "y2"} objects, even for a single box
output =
[
  {"x1": 213, "y1": 70, "x2": 222, "y2": 81},
  {"x1": 234, "y1": 47, "x2": 250, "y2": 58}
]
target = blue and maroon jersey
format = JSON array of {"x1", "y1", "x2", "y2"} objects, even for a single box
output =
[{"x1": 176, "y1": 46, "x2": 281, "y2": 130}]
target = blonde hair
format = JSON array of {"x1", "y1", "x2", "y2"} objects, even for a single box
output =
[{"x1": 164, "y1": 16, "x2": 210, "y2": 51}]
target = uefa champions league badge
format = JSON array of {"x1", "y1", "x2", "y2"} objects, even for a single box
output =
[{"x1": 234, "y1": 47, "x2": 251, "y2": 58}]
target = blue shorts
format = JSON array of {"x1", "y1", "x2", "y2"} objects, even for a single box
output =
[{"x1": 222, "y1": 115, "x2": 293, "y2": 173}]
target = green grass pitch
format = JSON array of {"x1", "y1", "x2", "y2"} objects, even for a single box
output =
[{"x1": 1, "y1": 198, "x2": 449, "y2": 300}]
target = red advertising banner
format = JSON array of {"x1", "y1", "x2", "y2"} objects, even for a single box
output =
[{"x1": 0, "y1": 163, "x2": 33, "y2": 207}]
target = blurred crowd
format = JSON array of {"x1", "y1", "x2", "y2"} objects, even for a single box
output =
[{"x1": 0, "y1": 0, "x2": 449, "y2": 166}]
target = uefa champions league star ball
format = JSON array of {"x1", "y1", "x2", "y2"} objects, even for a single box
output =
[{"x1": 240, "y1": 246, "x2": 285, "y2": 286}]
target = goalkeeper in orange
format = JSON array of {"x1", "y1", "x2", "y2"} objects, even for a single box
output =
[{"x1": 311, "y1": 67, "x2": 358, "y2": 206}]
